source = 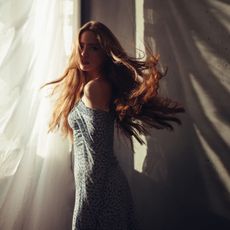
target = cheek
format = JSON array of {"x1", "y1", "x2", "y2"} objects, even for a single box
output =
[{"x1": 93, "y1": 53, "x2": 106, "y2": 65}]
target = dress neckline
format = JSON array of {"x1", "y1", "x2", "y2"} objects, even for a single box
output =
[{"x1": 78, "y1": 99, "x2": 111, "y2": 115}]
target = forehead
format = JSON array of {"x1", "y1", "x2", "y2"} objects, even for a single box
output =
[{"x1": 80, "y1": 30, "x2": 99, "y2": 44}]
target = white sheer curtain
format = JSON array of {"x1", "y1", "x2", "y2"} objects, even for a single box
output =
[{"x1": 0, "y1": 0, "x2": 79, "y2": 229}]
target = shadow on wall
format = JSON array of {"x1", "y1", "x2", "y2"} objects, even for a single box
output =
[{"x1": 131, "y1": 0, "x2": 230, "y2": 229}]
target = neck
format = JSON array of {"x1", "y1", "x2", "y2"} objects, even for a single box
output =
[{"x1": 85, "y1": 71, "x2": 103, "y2": 82}]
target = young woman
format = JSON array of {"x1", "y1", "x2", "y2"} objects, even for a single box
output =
[{"x1": 44, "y1": 21, "x2": 184, "y2": 230}]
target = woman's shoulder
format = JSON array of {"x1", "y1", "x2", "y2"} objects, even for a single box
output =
[
  {"x1": 84, "y1": 78, "x2": 111, "y2": 98},
  {"x1": 82, "y1": 78, "x2": 112, "y2": 111}
]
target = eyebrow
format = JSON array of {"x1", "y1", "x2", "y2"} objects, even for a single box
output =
[{"x1": 80, "y1": 42, "x2": 100, "y2": 46}]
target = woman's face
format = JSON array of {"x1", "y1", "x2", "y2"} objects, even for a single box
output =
[{"x1": 79, "y1": 30, "x2": 106, "y2": 75}]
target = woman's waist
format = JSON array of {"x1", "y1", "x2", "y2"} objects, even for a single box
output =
[{"x1": 73, "y1": 147, "x2": 118, "y2": 163}]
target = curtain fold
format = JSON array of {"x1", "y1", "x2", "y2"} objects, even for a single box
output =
[{"x1": 0, "y1": 0, "x2": 77, "y2": 229}]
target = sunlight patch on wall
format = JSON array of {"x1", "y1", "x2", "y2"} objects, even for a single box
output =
[
  {"x1": 189, "y1": 73, "x2": 230, "y2": 146},
  {"x1": 135, "y1": 0, "x2": 145, "y2": 58},
  {"x1": 192, "y1": 34, "x2": 230, "y2": 93},
  {"x1": 133, "y1": 135, "x2": 147, "y2": 173},
  {"x1": 208, "y1": 0, "x2": 230, "y2": 32},
  {"x1": 194, "y1": 124, "x2": 230, "y2": 194},
  {"x1": 133, "y1": 0, "x2": 147, "y2": 173}
]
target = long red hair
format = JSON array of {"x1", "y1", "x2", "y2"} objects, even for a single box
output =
[{"x1": 43, "y1": 21, "x2": 185, "y2": 144}]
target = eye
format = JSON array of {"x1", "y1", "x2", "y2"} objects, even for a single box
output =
[
  {"x1": 91, "y1": 46, "x2": 100, "y2": 51},
  {"x1": 79, "y1": 44, "x2": 84, "y2": 50}
]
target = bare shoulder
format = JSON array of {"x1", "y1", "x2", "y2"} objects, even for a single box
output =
[
  {"x1": 85, "y1": 78, "x2": 111, "y2": 97},
  {"x1": 82, "y1": 78, "x2": 112, "y2": 111}
]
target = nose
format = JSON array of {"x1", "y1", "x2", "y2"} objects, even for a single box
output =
[{"x1": 81, "y1": 46, "x2": 88, "y2": 57}]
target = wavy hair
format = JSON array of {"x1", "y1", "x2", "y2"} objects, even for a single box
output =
[{"x1": 43, "y1": 21, "x2": 185, "y2": 144}]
